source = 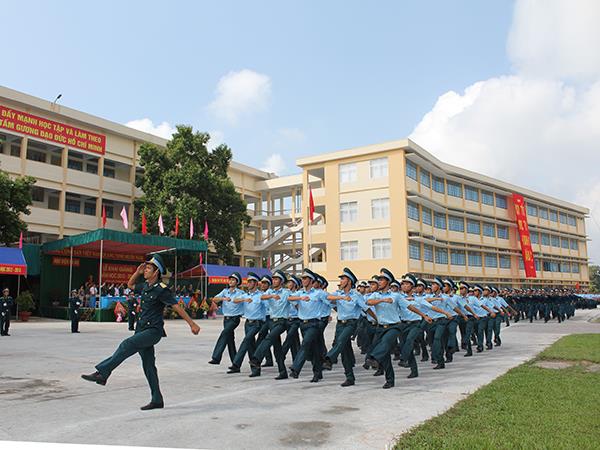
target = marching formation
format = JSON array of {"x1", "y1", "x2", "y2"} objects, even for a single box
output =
[{"x1": 207, "y1": 267, "x2": 585, "y2": 389}]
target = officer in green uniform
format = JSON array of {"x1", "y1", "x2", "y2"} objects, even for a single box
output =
[
  {"x1": 68, "y1": 289, "x2": 82, "y2": 333},
  {"x1": 82, "y1": 254, "x2": 200, "y2": 410},
  {"x1": 127, "y1": 293, "x2": 139, "y2": 331},
  {"x1": 1, "y1": 288, "x2": 14, "y2": 336}
]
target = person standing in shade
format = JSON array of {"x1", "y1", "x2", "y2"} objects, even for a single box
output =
[
  {"x1": 81, "y1": 254, "x2": 200, "y2": 411},
  {"x1": 250, "y1": 270, "x2": 291, "y2": 379},
  {"x1": 127, "y1": 293, "x2": 139, "y2": 331},
  {"x1": 322, "y1": 267, "x2": 375, "y2": 386},
  {"x1": 227, "y1": 273, "x2": 267, "y2": 375},
  {"x1": 69, "y1": 289, "x2": 82, "y2": 333},
  {"x1": 208, "y1": 273, "x2": 245, "y2": 365},
  {"x1": 288, "y1": 269, "x2": 326, "y2": 382},
  {"x1": 1, "y1": 288, "x2": 14, "y2": 336}
]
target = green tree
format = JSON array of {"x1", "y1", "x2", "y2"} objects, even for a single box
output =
[
  {"x1": 589, "y1": 265, "x2": 600, "y2": 293},
  {"x1": 0, "y1": 168, "x2": 35, "y2": 245},
  {"x1": 134, "y1": 126, "x2": 250, "y2": 264}
]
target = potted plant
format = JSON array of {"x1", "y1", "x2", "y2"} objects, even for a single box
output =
[{"x1": 16, "y1": 291, "x2": 35, "y2": 322}]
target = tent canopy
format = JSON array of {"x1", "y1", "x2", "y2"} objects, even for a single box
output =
[
  {"x1": 177, "y1": 263, "x2": 271, "y2": 283},
  {"x1": 42, "y1": 228, "x2": 207, "y2": 260},
  {"x1": 0, "y1": 247, "x2": 27, "y2": 276}
]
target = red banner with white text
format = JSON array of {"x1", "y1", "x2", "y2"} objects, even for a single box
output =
[{"x1": 512, "y1": 193, "x2": 537, "y2": 278}]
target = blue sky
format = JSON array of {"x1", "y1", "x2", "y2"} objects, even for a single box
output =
[
  {"x1": 0, "y1": 0, "x2": 513, "y2": 170},
  {"x1": 2, "y1": 0, "x2": 600, "y2": 261}
]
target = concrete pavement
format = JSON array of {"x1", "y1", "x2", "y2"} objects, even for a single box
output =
[{"x1": 1, "y1": 310, "x2": 599, "y2": 449}]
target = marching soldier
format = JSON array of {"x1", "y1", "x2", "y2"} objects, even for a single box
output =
[
  {"x1": 69, "y1": 289, "x2": 82, "y2": 333},
  {"x1": 82, "y1": 254, "x2": 200, "y2": 410},
  {"x1": 281, "y1": 275, "x2": 301, "y2": 361},
  {"x1": 1, "y1": 288, "x2": 14, "y2": 336},
  {"x1": 208, "y1": 272, "x2": 245, "y2": 365}
]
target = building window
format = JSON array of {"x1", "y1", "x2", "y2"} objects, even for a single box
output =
[
  {"x1": 26, "y1": 148, "x2": 46, "y2": 163},
  {"x1": 541, "y1": 233, "x2": 550, "y2": 245},
  {"x1": 527, "y1": 203, "x2": 538, "y2": 216},
  {"x1": 103, "y1": 204, "x2": 114, "y2": 219},
  {"x1": 84, "y1": 202, "x2": 96, "y2": 216},
  {"x1": 539, "y1": 208, "x2": 549, "y2": 219},
  {"x1": 340, "y1": 241, "x2": 359, "y2": 260},
  {"x1": 499, "y1": 254, "x2": 511, "y2": 268},
  {"x1": 551, "y1": 235, "x2": 560, "y2": 247},
  {"x1": 371, "y1": 198, "x2": 390, "y2": 220},
  {"x1": 434, "y1": 212, "x2": 446, "y2": 229},
  {"x1": 482, "y1": 222, "x2": 495, "y2": 237},
  {"x1": 485, "y1": 253, "x2": 498, "y2": 268},
  {"x1": 423, "y1": 244, "x2": 433, "y2": 262},
  {"x1": 370, "y1": 158, "x2": 388, "y2": 179},
  {"x1": 421, "y1": 207, "x2": 432, "y2": 225},
  {"x1": 570, "y1": 239, "x2": 578, "y2": 251},
  {"x1": 65, "y1": 198, "x2": 81, "y2": 214},
  {"x1": 86, "y1": 163, "x2": 98, "y2": 174},
  {"x1": 68, "y1": 158, "x2": 83, "y2": 171},
  {"x1": 468, "y1": 251, "x2": 482, "y2": 267},
  {"x1": 465, "y1": 186, "x2": 479, "y2": 202},
  {"x1": 448, "y1": 215, "x2": 464, "y2": 232},
  {"x1": 549, "y1": 210, "x2": 558, "y2": 222},
  {"x1": 450, "y1": 250, "x2": 466, "y2": 266},
  {"x1": 372, "y1": 239, "x2": 391, "y2": 259},
  {"x1": 433, "y1": 176, "x2": 445, "y2": 193},
  {"x1": 447, "y1": 181, "x2": 463, "y2": 198},
  {"x1": 481, "y1": 190, "x2": 494, "y2": 205},
  {"x1": 467, "y1": 220, "x2": 480, "y2": 235},
  {"x1": 420, "y1": 169, "x2": 431, "y2": 187},
  {"x1": 435, "y1": 248, "x2": 448, "y2": 264},
  {"x1": 534, "y1": 259, "x2": 540, "y2": 271},
  {"x1": 497, "y1": 225, "x2": 509, "y2": 239},
  {"x1": 407, "y1": 201, "x2": 420, "y2": 221},
  {"x1": 340, "y1": 201, "x2": 358, "y2": 224},
  {"x1": 406, "y1": 160, "x2": 418, "y2": 180},
  {"x1": 50, "y1": 154, "x2": 62, "y2": 166},
  {"x1": 560, "y1": 262, "x2": 570, "y2": 273},
  {"x1": 495, "y1": 194, "x2": 507, "y2": 209},
  {"x1": 530, "y1": 232, "x2": 539, "y2": 244},
  {"x1": 572, "y1": 263, "x2": 580, "y2": 273},
  {"x1": 10, "y1": 144, "x2": 21, "y2": 157},
  {"x1": 567, "y1": 215, "x2": 576, "y2": 226},
  {"x1": 561, "y1": 238, "x2": 569, "y2": 249},
  {"x1": 559, "y1": 212, "x2": 568, "y2": 224},
  {"x1": 339, "y1": 163, "x2": 357, "y2": 184},
  {"x1": 408, "y1": 242, "x2": 421, "y2": 260},
  {"x1": 31, "y1": 187, "x2": 45, "y2": 202},
  {"x1": 103, "y1": 167, "x2": 116, "y2": 178},
  {"x1": 48, "y1": 195, "x2": 59, "y2": 210}
]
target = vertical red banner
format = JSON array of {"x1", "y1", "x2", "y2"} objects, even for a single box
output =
[{"x1": 512, "y1": 193, "x2": 537, "y2": 278}]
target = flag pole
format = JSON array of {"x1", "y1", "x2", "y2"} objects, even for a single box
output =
[
  {"x1": 68, "y1": 246, "x2": 73, "y2": 296},
  {"x1": 174, "y1": 249, "x2": 178, "y2": 293},
  {"x1": 98, "y1": 238, "x2": 103, "y2": 322}
]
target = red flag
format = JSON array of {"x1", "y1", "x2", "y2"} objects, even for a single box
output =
[
  {"x1": 203, "y1": 220, "x2": 209, "y2": 240},
  {"x1": 141, "y1": 212, "x2": 148, "y2": 235},
  {"x1": 199, "y1": 252, "x2": 203, "y2": 265},
  {"x1": 190, "y1": 218, "x2": 194, "y2": 239},
  {"x1": 19, "y1": 231, "x2": 23, "y2": 249},
  {"x1": 309, "y1": 187, "x2": 315, "y2": 222},
  {"x1": 175, "y1": 216, "x2": 180, "y2": 236},
  {"x1": 158, "y1": 214, "x2": 164, "y2": 234},
  {"x1": 266, "y1": 258, "x2": 271, "y2": 269},
  {"x1": 102, "y1": 205, "x2": 107, "y2": 227}
]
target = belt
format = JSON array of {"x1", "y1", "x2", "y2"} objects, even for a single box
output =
[
  {"x1": 378, "y1": 322, "x2": 400, "y2": 329},
  {"x1": 271, "y1": 317, "x2": 286, "y2": 322},
  {"x1": 337, "y1": 319, "x2": 357, "y2": 324},
  {"x1": 432, "y1": 318, "x2": 447, "y2": 322},
  {"x1": 401, "y1": 320, "x2": 421, "y2": 324},
  {"x1": 246, "y1": 319, "x2": 264, "y2": 324},
  {"x1": 224, "y1": 315, "x2": 241, "y2": 320},
  {"x1": 302, "y1": 318, "x2": 320, "y2": 324}
]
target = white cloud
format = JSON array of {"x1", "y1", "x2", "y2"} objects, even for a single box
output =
[
  {"x1": 260, "y1": 153, "x2": 287, "y2": 175},
  {"x1": 410, "y1": 0, "x2": 600, "y2": 263},
  {"x1": 208, "y1": 69, "x2": 271, "y2": 124},
  {"x1": 125, "y1": 118, "x2": 176, "y2": 139}
]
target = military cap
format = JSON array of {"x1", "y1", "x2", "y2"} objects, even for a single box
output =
[
  {"x1": 147, "y1": 253, "x2": 166, "y2": 275},
  {"x1": 378, "y1": 268, "x2": 395, "y2": 283},
  {"x1": 272, "y1": 270, "x2": 287, "y2": 282},
  {"x1": 229, "y1": 272, "x2": 242, "y2": 285},
  {"x1": 401, "y1": 273, "x2": 417, "y2": 286},
  {"x1": 473, "y1": 284, "x2": 484, "y2": 293},
  {"x1": 458, "y1": 280, "x2": 470, "y2": 290},
  {"x1": 416, "y1": 278, "x2": 428, "y2": 288},
  {"x1": 491, "y1": 286, "x2": 499, "y2": 294},
  {"x1": 390, "y1": 279, "x2": 401, "y2": 289},
  {"x1": 301, "y1": 268, "x2": 317, "y2": 280},
  {"x1": 246, "y1": 271, "x2": 261, "y2": 283},
  {"x1": 432, "y1": 276, "x2": 445, "y2": 288},
  {"x1": 443, "y1": 277, "x2": 456, "y2": 290},
  {"x1": 260, "y1": 274, "x2": 273, "y2": 285},
  {"x1": 339, "y1": 267, "x2": 358, "y2": 286},
  {"x1": 358, "y1": 280, "x2": 369, "y2": 288},
  {"x1": 483, "y1": 285, "x2": 492, "y2": 292},
  {"x1": 290, "y1": 275, "x2": 302, "y2": 288},
  {"x1": 369, "y1": 275, "x2": 380, "y2": 284}
]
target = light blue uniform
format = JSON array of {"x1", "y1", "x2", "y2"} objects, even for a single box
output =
[
  {"x1": 440, "y1": 294, "x2": 459, "y2": 316},
  {"x1": 243, "y1": 290, "x2": 267, "y2": 321},
  {"x1": 217, "y1": 287, "x2": 246, "y2": 316},
  {"x1": 369, "y1": 290, "x2": 406, "y2": 324},
  {"x1": 455, "y1": 295, "x2": 473, "y2": 316},
  {"x1": 292, "y1": 288, "x2": 325, "y2": 320},
  {"x1": 468, "y1": 296, "x2": 488, "y2": 316},
  {"x1": 497, "y1": 296, "x2": 509, "y2": 308},
  {"x1": 481, "y1": 296, "x2": 497, "y2": 313},
  {"x1": 398, "y1": 292, "x2": 422, "y2": 321},
  {"x1": 268, "y1": 287, "x2": 291, "y2": 319},
  {"x1": 318, "y1": 289, "x2": 332, "y2": 318},
  {"x1": 416, "y1": 293, "x2": 446, "y2": 319},
  {"x1": 330, "y1": 289, "x2": 366, "y2": 320},
  {"x1": 363, "y1": 292, "x2": 378, "y2": 323}
]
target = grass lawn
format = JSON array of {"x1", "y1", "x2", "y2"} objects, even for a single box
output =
[{"x1": 395, "y1": 334, "x2": 600, "y2": 449}]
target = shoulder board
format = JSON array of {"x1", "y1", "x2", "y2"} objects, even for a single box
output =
[{"x1": 160, "y1": 282, "x2": 168, "y2": 288}]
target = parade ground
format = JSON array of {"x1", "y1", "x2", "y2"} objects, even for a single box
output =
[{"x1": 1, "y1": 311, "x2": 599, "y2": 450}]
